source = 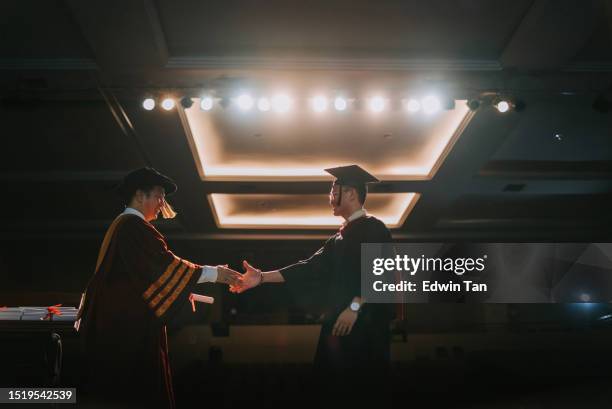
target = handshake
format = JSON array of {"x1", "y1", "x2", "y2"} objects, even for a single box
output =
[{"x1": 216, "y1": 261, "x2": 266, "y2": 293}]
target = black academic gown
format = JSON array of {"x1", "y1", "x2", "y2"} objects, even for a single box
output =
[
  {"x1": 77, "y1": 213, "x2": 201, "y2": 409},
  {"x1": 280, "y1": 215, "x2": 394, "y2": 374}
]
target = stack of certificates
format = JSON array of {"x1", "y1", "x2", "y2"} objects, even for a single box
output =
[
  {"x1": 0, "y1": 306, "x2": 79, "y2": 321},
  {"x1": 0, "y1": 307, "x2": 23, "y2": 320},
  {"x1": 52, "y1": 306, "x2": 79, "y2": 321},
  {"x1": 20, "y1": 307, "x2": 49, "y2": 321}
]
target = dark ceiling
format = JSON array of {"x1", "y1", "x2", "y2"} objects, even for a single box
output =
[{"x1": 1, "y1": 0, "x2": 612, "y2": 243}]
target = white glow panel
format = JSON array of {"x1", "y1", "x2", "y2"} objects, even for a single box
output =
[
  {"x1": 181, "y1": 99, "x2": 472, "y2": 181},
  {"x1": 208, "y1": 193, "x2": 420, "y2": 229}
]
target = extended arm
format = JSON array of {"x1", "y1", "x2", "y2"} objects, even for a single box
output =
[
  {"x1": 230, "y1": 237, "x2": 336, "y2": 293},
  {"x1": 229, "y1": 261, "x2": 285, "y2": 293}
]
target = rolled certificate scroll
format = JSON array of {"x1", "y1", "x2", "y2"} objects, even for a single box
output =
[{"x1": 189, "y1": 293, "x2": 214, "y2": 312}]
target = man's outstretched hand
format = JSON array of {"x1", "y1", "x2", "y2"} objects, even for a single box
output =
[
  {"x1": 230, "y1": 260, "x2": 262, "y2": 294},
  {"x1": 216, "y1": 265, "x2": 243, "y2": 286}
]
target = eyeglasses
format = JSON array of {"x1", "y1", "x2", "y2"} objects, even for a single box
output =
[
  {"x1": 149, "y1": 193, "x2": 166, "y2": 203},
  {"x1": 329, "y1": 189, "x2": 342, "y2": 201}
]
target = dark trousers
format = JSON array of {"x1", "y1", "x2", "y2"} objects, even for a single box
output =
[{"x1": 313, "y1": 315, "x2": 392, "y2": 407}]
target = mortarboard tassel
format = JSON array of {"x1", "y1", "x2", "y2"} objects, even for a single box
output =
[{"x1": 160, "y1": 200, "x2": 177, "y2": 219}]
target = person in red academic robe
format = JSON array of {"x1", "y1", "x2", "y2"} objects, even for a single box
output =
[{"x1": 76, "y1": 167, "x2": 242, "y2": 409}]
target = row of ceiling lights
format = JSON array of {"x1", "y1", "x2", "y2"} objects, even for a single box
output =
[
  {"x1": 143, "y1": 94, "x2": 446, "y2": 114},
  {"x1": 142, "y1": 94, "x2": 524, "y2": 114}
]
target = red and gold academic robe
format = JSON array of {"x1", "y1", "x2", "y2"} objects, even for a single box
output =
[{"x1": 77, "y1": 213, "x2": 201, "y2": 408}]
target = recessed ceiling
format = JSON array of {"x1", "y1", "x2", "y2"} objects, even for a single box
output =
[
  {"x1": 208, "y1": 193, "x2": 419, "y2": 229},
  {"x1": 181, "y1": 98, "x2": 472, "y2": 181},
  {"x1": 157, "y1": 0, "x2": 533, "y2": 59},
  {"x1": 3, "y1": 1, "x2": 611, "y2": 241}
]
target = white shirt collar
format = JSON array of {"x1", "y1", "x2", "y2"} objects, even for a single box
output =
[
  {"x1": 122, "y1": 207, "x2": 145, "y2": 221},
  {"x1": 344, "y1": 208, "x2": 367, "y2": 225}
]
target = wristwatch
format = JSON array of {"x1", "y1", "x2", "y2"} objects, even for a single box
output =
[{"x1": 349, "y1": 301, "x2": 361, "y2": 313}]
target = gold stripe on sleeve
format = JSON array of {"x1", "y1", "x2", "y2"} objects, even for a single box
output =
[
  {"x1": 142, "y1": 257, "x2": 181, "y2": 301},
  {"x1": 155, "y1": 266, "x2": 196, "y2": 318},
  {"x1": 148, "y1": 262, "x2": 189, "y2": 309}
]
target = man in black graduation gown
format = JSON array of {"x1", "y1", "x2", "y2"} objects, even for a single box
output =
[
  {"x1": 76, "y1": 167, "x2": 242, "y2": 408},
  {"x1": 231, "y1": 165, "x2": 394, "y2": 375}
]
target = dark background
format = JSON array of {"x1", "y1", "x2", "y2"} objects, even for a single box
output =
[{"x1": 1, "y1": 1, "x2": 612, "y2": 407}]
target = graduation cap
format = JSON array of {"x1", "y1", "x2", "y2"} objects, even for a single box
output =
[
  {"x1": 324, "y1": 164, "x2": 379, "y2": 205},
  {"x1": 117, "y1": 167, "x2": 178, "y2": 219},
  {"x1": 325, "y1": 164, "x2": 379, "y2": 186}
]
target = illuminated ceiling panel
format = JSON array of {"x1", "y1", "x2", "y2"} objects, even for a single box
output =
[
  {"x1": 181, "y1": 99, "x2": 472, "y2": 181},
  {"x1": 208, "y1": 193, "x2": 420, "y2": 229}
]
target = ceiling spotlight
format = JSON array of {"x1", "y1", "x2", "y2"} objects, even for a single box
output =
[
  {"x1": 334, "y1": 96, "x2": 347, "y2": 111},
  {"x1": 312, "y1": 95, "x2": 328, "y2": 112},
  {"x1": 257, "y1": 97, "x2": 271, "y2": 111},
  {"x1": 161, "y1": 98, "x2": 175, "y2": 111},
  {"x1": 142, "y1": 98, "x2": 155, "y2": 111},
  {"x1": 369, "y1": 96, "x2": 386, "y2": 112},
  {"x1": 180, "y1": 97, "x2": 193, "y2": 109},
  {"x1": 422, "y1": 96, "x2": 440, "y2": 114},
  {"x1": 495, "y1": 100, "x2": 510, "y2": 113},
  {"x1": 200, "y1": 96, "x2": 214, "y2": 111},
  {"x1": 272, "y1": 94, "x2": 292, "y2": 113},
  {"x1": 403, "y1": 98, "x2": 420, "y2": 113},
  {"x1": 236, "y1": 94, "x2": 254, "y2": 111},
  {"x1": 467, "y1": 99, "x2": 480, "y2": 111}
]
